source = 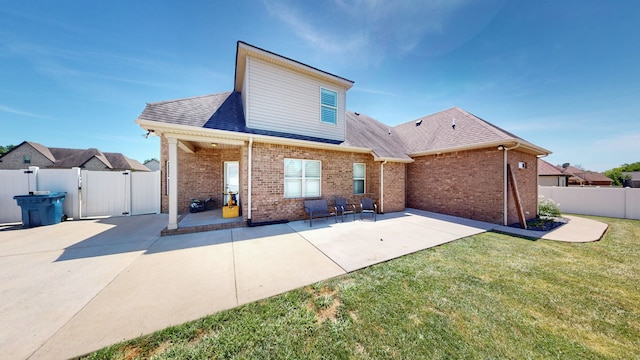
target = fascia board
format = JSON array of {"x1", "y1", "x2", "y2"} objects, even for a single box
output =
[{"x1": 136, "y1": 119, "x2": 372, "y2": 155}]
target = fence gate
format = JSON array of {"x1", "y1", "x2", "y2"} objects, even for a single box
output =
[
  {"x1": 81, "y1": 170, "x2": 131, "y2": 217},
  {"x1": 1, "y1": 168, "x2": 159, "y2": 223}
]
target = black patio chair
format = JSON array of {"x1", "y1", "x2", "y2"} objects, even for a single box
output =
[
  {"x1": 334, "y1": 197, "x2": 356, "y2": 222},
  {"x1": 360, "y1": 198, "x2": 377, "y2": 222}
]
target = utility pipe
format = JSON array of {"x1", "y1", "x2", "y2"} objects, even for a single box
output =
[
  {"x1": 248, "y1": 137, "x2": 253, "y2": 221},
  {"x1": 380, "y1": 162, "x2": 384, "y2": 214}
]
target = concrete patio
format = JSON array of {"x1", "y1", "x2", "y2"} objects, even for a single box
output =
[{"x1": 0, "y1": 209, "x2": 607, "y2": 359}]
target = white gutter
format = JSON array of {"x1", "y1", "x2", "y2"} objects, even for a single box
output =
[
  {"x1": 408, "y1": 140, "x2": 550, "y2": 158},
  {"x1": 248, "y1": 137, "x2": 253, "y2": 221},
  {"x1": 501, "y1": 143, "x2": 520, "y2": 225}
]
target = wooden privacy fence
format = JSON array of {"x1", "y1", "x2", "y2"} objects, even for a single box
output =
[
  {"x1": 539, "y1": 186, "x2": 640, "y2": 220},
  {"x1": 0, "y1": 167, "x2": 160, "y2": 224}
]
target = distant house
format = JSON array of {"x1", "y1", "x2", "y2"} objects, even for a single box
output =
[
  {"x1": 538, "y1": 158, "x2": 569, "y2": 186},
  {"x1": 136, "y1": 41, "x2": 550, "y2": 231},
  {"x1": 622, "y1": 172, "x2": 640, "y2": 188},
  {"x1": 558, "y1": 164, "x2": 612, "y2": 186},
  {"x1": 144, "y1": 159, "x2": 160, "y2": 171},
  {"x1": 0, "y1": 141, "x2": 150, "y2": 171}
]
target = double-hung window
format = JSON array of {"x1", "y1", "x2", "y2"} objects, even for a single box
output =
[
  {"x1": 320, "y1": 88, "x2": 337, "y2": 124},
  {"x1": 284, "y1": 159, "x2": 321, "y2": 198},
  {"x1": 353, "y1": 163, "x2": 365, "y2": 195}
]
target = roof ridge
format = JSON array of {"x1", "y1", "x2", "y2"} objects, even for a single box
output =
[
  {"x1": 456, "y1": 108, "x2": 520, "y2": 140},
  {"x1": 146, "y1": 91, "x2": 232, "y2": 105}
]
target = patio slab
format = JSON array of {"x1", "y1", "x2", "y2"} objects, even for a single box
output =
[
  {"x1": 0, "y1": 209, "x2": 610, "y2": 359},
  {"x1": 288, "y1": 210, "x2": 493, "y2": 272},
  {"x1": 31, "y1": 230, "x2": 237, "y2": 360}
]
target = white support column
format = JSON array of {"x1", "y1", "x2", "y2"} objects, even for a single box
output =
[{"x1": 168, "y1": 137, "x2": 179, "y2": 230}]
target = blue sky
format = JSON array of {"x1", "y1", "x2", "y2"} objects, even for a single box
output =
[{"x1": 1, "y1": 0, "x2": 638, "y2": 171}]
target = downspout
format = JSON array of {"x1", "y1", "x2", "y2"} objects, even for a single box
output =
[
  {"x1": 248, "y1": 137, "x2": 253, "y2": 222},
  {"x1": 380, "y1": 160, "x2": 387, "y2": 214},
  {"x1": 502, "y1": 143, "x2": 520, "y2": 225}
]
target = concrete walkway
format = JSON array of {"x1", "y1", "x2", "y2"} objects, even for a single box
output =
[{"x1": 0, "y1": 210, "x2": 607, "y2": 359}]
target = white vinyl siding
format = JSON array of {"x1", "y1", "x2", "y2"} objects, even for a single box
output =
[
  {"x1": 243, "y1": 57, "x2": 346, "y2": 141},
  {"x1": 353, "y1": 163, "x2": 365, "y2": 195},
  {"x1": 284, "y1": 158, "x2": 321, "y2": 198}
]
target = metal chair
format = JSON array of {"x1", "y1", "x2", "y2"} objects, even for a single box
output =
[
  {"x1": 334, "y1": 197, "x2": 356, "y2": 222},
  {"x1": 360, "y1": 198, "x2": 377, "y2": 222}
]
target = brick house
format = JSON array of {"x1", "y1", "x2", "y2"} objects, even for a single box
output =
[
  {"x1": 136, "y1": 41, "x2": 550, "y2": 230},
  {"x1": 538, "y1": 158, "x2": 570, "y2": 186},
  {"x1": 559, "y1": 164, "x2": 613, "y2": 186},
  {"x1": 0, "y1": 141, "x2": 150, "y2": 171}
]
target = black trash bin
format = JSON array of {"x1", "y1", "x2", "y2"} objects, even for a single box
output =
[{"x1": 13, "y1": 192, "x2": 66, "y2": 228}]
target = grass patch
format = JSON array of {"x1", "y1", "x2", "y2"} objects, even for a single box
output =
[{"x1": 80, "y1": 215, "x2": 640, "y2": 359}]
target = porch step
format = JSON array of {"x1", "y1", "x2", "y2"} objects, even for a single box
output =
[{"x1": 161, "y1": 220, "x2": 247, "y2": 236}]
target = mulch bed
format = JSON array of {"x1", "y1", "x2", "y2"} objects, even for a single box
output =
[{"x1": 509, "y1": 217, "x2": 569, "y2": 231}]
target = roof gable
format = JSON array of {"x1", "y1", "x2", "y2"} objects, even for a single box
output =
[
  {"x1": 392, "y1": 107, "x2": 543, "y2": 155},
  {"x1": 234, "y1": 41, "x2": 354, "y2": 93}
]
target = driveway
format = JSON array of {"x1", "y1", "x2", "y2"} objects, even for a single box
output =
[{"x1": 0, "y1": 210, "x2": 494, "y2": 359}]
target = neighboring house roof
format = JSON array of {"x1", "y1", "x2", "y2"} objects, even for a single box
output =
[
  {"x1": 27, "y1": 141, "x2": 56, "y2": 162},
  {"x1": 560, "y1": 165, "x2": 612, "y2": 184},
  {"x1": 538, "y1": 158, "x2": 566, "y2": 176},
  {"x1": 104, "y1": 153, "x2": 150, "y2": 171},
  {"x1": 622, "y1": 171, "x2": 640, "y2": 181},
  {"x1": 0, "y1": 141, "x2": 149, "y2": 171},
  {"x1": 50, "y1": 147, "x2": 111, "y2": 169},
  {"x1": 393, "y1": 107, "x2": 547, "y2": 156}
]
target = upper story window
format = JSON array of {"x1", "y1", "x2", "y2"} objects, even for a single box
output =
[
  {"x1": 23, "y1": 155, "x2": 31, "y2": 164},
  {"x1": 284, "y1": 158, "x2": 321, "y2": 198},
  {"x1": 320, "y1": 88, "x2": 337, "y2": 125},
  {"x1": 353, "y1": 163, "x2": 366, "y2": 195}
]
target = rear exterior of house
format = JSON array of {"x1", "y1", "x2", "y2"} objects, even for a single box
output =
[{"x1": 137, "y1": 41, "x2": 549, "y2": 231}]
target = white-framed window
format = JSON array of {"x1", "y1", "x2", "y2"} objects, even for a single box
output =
[
  {"x1": 353, "y1": 163, "x2": 365, "y2": 195},
  {"x1": 320, "y1": 88, "x2": 337, "y2": 124},
  {"x1": 284, "y1": 158, "x2": 321, "y2": 198},
  {"x1": 23, "y1": 155, "x2": 31, "y2": 164}
]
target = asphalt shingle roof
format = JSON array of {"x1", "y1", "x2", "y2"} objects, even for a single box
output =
[
  {"x1": 538, "y1": 158, "x2": 565, "y2": 176},
  {"x1": 138, "y1": 94, "x2": 545, "y2": 161},
  {"x1": 393, "y1": 107, "x2": 522, "y2": 155},
  {"x1": 344, "y1": 111, "x2": 411, "y2": 161}
]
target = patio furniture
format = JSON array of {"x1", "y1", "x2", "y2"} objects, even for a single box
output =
[
  {"x1": 334, "y1": 197, "x2": 356, "y2": 222},
  {"x1": 360, "y1": 198, "x2": 377, "y2": 222},
  {"x1": 304, "y1": 199, "x2": 337, "y2": 227}
]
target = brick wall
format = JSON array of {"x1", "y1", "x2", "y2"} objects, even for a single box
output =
[
  {"x1": 0, "y1": 144, "x2": 54, "y2": 169},
  {"x1": 406, "y1": 147, "x2": 538, "y2": 225},
  {"x1": 249, "y1": 142, "x2": 384, "y2": 222},
  {"x1": 506, "y1": 150, "x2": 538, "y2": 225},
  {"x1": 382, "y1": 161, "x2": 406, "y2": 213},
  {"x1": 159, "y1": 136, "x2": 409, "y2": 221},
  {"x1": 160, "y1": 137, "x2": 242, "y2": 214}
]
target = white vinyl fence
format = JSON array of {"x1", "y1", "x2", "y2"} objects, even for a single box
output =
[
  {"x1": 539, "y1": 186, "x2": 640, "y2": 220},
  {"x1": 0, "y1": 167, "x2": 160, "y2": 224}
]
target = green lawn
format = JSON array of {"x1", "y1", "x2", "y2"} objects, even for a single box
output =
[{"x1": 81, "y1": 216, "x2": 640, "y2": 359}]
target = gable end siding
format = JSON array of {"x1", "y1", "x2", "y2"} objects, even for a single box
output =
[
  {"x1": 244, "y1": 57, "x2": 346, "y2": 142},
  {"x1": 0, "y1": 145, "x2": 54, "y2": 169}
]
